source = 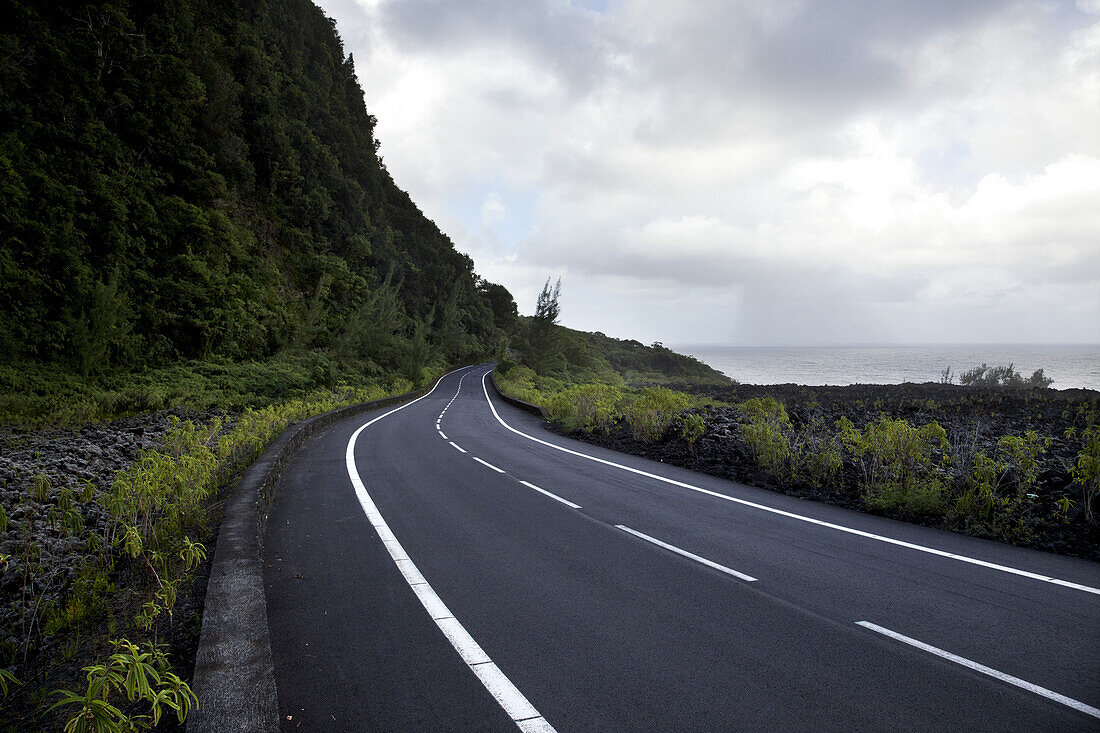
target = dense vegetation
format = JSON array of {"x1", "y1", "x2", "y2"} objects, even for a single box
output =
[
  {"x1": 499, "y1": 369, "x2": 1100, "y2": 557},
  {"x1": 1, "y1": 0, "x2": 513, "y2": 426},
  {"x1": 0, "y1": 0, "x2": 522, "y2": 726}
]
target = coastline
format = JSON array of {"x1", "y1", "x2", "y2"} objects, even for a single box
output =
[
  {"x1": 672, "y1": 344, "x2": 1100, "y2": 392},
  {"x1": 551, "y1": 379, "x2": 1100, "y2": 561}
]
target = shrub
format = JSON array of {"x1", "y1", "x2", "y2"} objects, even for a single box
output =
[
  {"x1": 625, "y1": 387, "x2": 694, "y2": 442},
  {"x1": 679, "y1": 413, "x2": 707, "y2": 447},
  {"x1": 959, "y1": 363, "x2": 1052, "y2": 389},
  {"x1": 793, "y1": 416, "x2": 843, "y2": 489},
  {"x1": 1072, "y1": 424, "x2": 1100, "y2": 521},
  {"x1": 838, "y1": 415, "x2": 948, "y2": 518},
  {"x1": 997, "y1": 430, "x2": 1051, "y2": 491},
  {"x1": 952, "y1": 434, "x2": 1044, "y2": 542},
  {"x1": 738, "y1": 397, "x2": 792, "y2": 476},
  {"x1": 546, "y1": 383, "x2": 623, "y2": 433}
]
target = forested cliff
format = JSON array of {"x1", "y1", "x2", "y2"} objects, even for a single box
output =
[{"x1": 0, "y1": 0, "x2": 513, "y2": 378}]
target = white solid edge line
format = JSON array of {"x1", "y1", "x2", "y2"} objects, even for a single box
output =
[
  {"x1": 473, "y1": 456, "x2": 506, "y2": 473},
  {"x1": 518, "y1": 480, "x2": 582, "y2": 510},
  {"x1": 480, "y1": 372, "x2": 1100, "y2": 596},
  {"x1": 346, "y1": 365, "x2": 557, "y2": 732},
  {"x1": 449, "y1": 441, "x2": 467, "y2": 454},
  {"x1": 616, "y1": 525, "x2": 756, "y2": 582},
  {"x1": 856, "y1": 621, "x2": 1100, "y2": 719}
]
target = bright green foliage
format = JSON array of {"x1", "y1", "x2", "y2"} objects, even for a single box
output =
[
  {"x1": 679, "y1": 413, "x2": 707, "y2": 447},
  {"x1": 31, "y1": 472, "x2": 51, "y2": 502},
  {"x1": 838, "y1": 416, "x2": 948, "y2": 517},
  {"x1": 0, "y1": 668, "x2": 19, "y2": 700},
  {"x1": 793, "y1": 416, "x2": 843, "y2": 489},
  {"x1": 954, "y1": 451, "x2": 1026, "y2": 541},
  {"x1": 738, "y1": 398, "x2": 792, "y2": 476},
  {"x1": 51, "y1": 640, "x2": 196, "y2": 731},
  {"x1": 952, "y1": 430, "x2": 1051, "y2": 540},
  {"x1": 495, "y1": 363, "x2": 709, "y2": 445},
  {"x1": 493, "y1": 362, "x2": 568, "y2": 406},
  {"x1": 106, "y1": 417, "x2": 219, "y2": 548},
  {"x1": 997, "y1": 431, "x2": 1051, "y2": 491},
  {"x1": 547, "y1": 383, "x2": 624, "y2": 433},
  {"x1": 625, "y1": 388, "x2": 695, "y2": 442},
  {"x1": 1072, "y1": 424, "x2": 1100, "y2": 521}
]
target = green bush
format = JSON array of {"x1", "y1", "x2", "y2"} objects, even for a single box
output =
[
  {"x1": 1073, "y1": 424, "x2": 1100, "y2": 521},
  {"x1": 838, "y1": 415, "x2": 948, "y2": 518},
  {"x1": 793, "y1": 416, "x2": 843, "y2": 489},
  {"x1": 950, "y1": 430, "x2": 1051, "y2": 541},
  {"x1": 546, "y1": 383, "x2": 624, "y2": 433},
  {"x1": 679, "y1": 413, "x2": 707, "y2": 447},
  {"x1": 959, "y1": 363, "x2": 1053, "y2": 389},
  {"x1": 738, "y1": 397, "x2": 792, "y2": 476},
  {"x1": 625, "y1": 387, "x2": 694, "y2": 442}
]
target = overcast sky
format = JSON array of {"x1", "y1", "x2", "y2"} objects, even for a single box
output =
[{"x1": 317, "y1": 0, "x2": 1100, "y2": 345}]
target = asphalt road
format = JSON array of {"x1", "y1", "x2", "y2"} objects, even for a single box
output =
[{"x1": 264, "y1": 364, "x2": 1100, "y2": 731}]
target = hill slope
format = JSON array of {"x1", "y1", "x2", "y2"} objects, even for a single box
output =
[{"x1": 0, "y1": 0, "x2": 508, "y2": 384}]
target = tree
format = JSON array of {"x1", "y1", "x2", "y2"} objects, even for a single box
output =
[
  {"x1": 524, "y1": 277, "x2": 564, "y2": 373},
  {"x1": 534, "y1": 277, "x2": 561, "y2": 327}
]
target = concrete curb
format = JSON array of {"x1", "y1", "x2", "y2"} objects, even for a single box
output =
[
  {"x1": 487, "y1": 371, "x2": 550, "y2": 420},
  {"x1": 188, "y1": 389, "x2": 426, "y2": 732}
]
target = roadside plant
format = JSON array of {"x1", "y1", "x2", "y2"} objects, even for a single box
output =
[
  {"x1": 1054, "y1": 496, "x2": 1076, "y2": 524},
  {"x1": 997, "y1": 430, "x2": 1051, "y2": 493},
  {"x1": 679, "y1": 412, "x2": 707, "y2": 447},
  {"x1": 32, "y1": 472, "x2": 51, "y2": 502},
  {"x1": 51, "y1": 639, "x2": 197, "y2": 731},
  {"x1": 738, "y1": 397, "x2": 792, "y2": 476},
  {"x1": 1072, "y1": 424, "x2": 1100, "y2": 521},
  {"x1": 951, "y1": 432, "x2": 1050, "y2": 542},
  {"x1": 0, "y1": 667, "x2": 19, "y2": 700},
  {"x1": 793, "y1": 416, "x2": 843, "y2": 489},
  {"x1": 625, "y1": 387, "x2": 693, "y2": 442},
  {"x1": 838, "y1": 415, "x2": 948, "y2": 518},
  {"x1": 546, "y1": 383, "x2": 623, "y2": 433}
]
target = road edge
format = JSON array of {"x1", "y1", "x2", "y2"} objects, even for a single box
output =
[
  {"x1": 487, "y1": 370, "x2": 550, "y2": 420},
  {"x1": 187, "y1": 388, "x2": 426, "y2": 732}
]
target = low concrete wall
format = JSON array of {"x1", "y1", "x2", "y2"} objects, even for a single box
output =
[
  {"x1": 487, "y1": 370, "x2": 550, "y2": 420},
  {"x1": 188, "y1": 389, "x2": 425, "y2": 732}
]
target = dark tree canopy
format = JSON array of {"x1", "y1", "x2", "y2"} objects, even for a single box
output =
[{"x1": 0, "y1": 0, "x2": 515, "y2": 374}]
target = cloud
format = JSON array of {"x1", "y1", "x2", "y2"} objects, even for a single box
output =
[
  {"x1": 320, "y1": 0, "x2": 1100, "y2": 344},
  {"x1": 480, "y1": 192, "x2": 507, "y2": 227}
]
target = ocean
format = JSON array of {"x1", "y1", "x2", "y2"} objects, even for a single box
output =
[{"x1": 672, "y1": 344, "x2": 1100, "y2": 391}]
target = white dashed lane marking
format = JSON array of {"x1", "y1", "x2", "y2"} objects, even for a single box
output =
[
  {"x1": 616, "y1": 525, "x2": 756, "y2": 582},
  {"x1": 857, "y1": 621, "x2": 1100, "y2": 720}
]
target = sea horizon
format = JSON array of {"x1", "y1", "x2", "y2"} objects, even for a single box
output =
[{"x1": 671, "y1": 343, "x2": 1100, "y2": 391}]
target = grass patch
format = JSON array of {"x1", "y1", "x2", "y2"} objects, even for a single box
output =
[{"x1": 0, "y1": 351, "x2": 424, "y2": 428}]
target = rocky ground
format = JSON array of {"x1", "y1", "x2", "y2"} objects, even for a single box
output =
[
  {"x1": 552, "y1": 382, "x2": 1100, "y2": 561},
  {"x1": 0, "y1": 409, "x2": 222, "y2": 729}
]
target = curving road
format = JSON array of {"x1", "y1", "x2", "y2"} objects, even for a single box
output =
[{"x1": 264, "y1": 364, "x2": 1100, "y2": 731}]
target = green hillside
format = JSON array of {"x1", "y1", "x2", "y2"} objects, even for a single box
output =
[{"x1": 0, "y1": 0, "x2": 511, "y2": 423}]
